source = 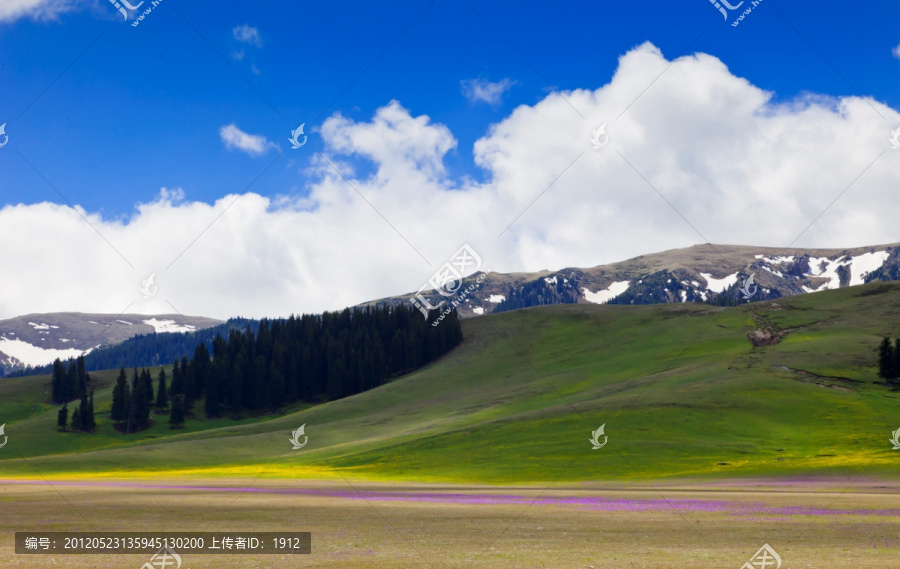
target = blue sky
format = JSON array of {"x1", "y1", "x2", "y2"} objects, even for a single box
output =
[
  {"x1": 1, "y1": 0, "x2": 899, "y2": 319},
  {"x1": 3, "y1": 0, "x2": 898, "y2": 215}
]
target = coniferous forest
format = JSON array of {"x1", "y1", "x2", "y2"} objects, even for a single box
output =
[{"x1": 98, "y1": 304, "x2": 463, "y2": 433}]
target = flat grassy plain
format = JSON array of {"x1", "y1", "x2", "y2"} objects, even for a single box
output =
[
  {"x1": 1, "y1": 478, "x2": 899, "y2": 568},
  {"x1": 1, "y1": 282, "x2": 900, "y2": 566}
]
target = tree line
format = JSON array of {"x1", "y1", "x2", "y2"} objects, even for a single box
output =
[{"x1": 101, "y1": 304, "x2": 462, "y2": 433}]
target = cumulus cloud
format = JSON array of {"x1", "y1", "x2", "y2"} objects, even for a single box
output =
[
  {"x1": 232, "y1": 24, "x2": 263, "y2": 47},
  {"x1": 2, "y1": 42, "x2": 899, "y2": 320},
  {"x1": 461, "y1": 77, "x2": 516, "y2": 105},
  {"x1": 894, "y1": 42, "x2": 900, "y2": 60},
  {"x1": 0, "y1": 0, "x2": 77, "y2": 22},
  {"x1": 218, "y1": 124, "x2": 278, "y2": 156}
]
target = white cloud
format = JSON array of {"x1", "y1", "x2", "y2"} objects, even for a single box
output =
[
  {"x1": 893, "y1": 42, "x2": 900, "y2": 60},
  {"x1": 0, "y1": 0, "x2": 77, "y2": 22},
  {"x1": 218, "y1": 124, "x2": 277, "y2": 156},
  {"x1": 232, "y1": 24, "x2": 263, "y2": 47},
  {"x1": 461, "y1": 77, "x2": 516, "y2": 105},
  {"x1": 1, "y1": 42, "x2": 899, "y2": 321}
]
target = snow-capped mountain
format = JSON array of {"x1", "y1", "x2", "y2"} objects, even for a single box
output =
[
  {"x1": 362, "y1": 243, "x2": 900, "y2": 318},
  {"x1": 0, "y1": 313, "x2": 223, "y2": 373}
]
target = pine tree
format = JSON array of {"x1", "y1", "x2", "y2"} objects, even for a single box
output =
[
  {"x1": 70, "y1": 405, "x2": 83, "y2": 431},
  {"x1": 143, "y1": 368, "x2": 155, "y2": 405},
  {"x1": 84, "y1": 392, "x2": 96, "y2": 432},
  {"x1": 130, "y1": 370, "x2": 150, "y2": 431},
  {"x1": 57, "y1": 403, "x2": 68, "y2": 430},
  {"x1": 111, "y1": 367, "x2": 130, "y2": 425},
  {"x1": 878, "y1": 337, "x2": 895, "y2": 380},
  {"x1": 181, "y1": 357, "x2": 195, "y2": 411},
  {"x1": 51, "y1": 359, "x2": 64, "y2": 403},
  {"x1": 65, "y1": 359, "x2": 78, "y2": 401},
  {"x1": 192, "y1": 342, "x2": 211, "y2": 399},
  {"x1": 169, "y1": 395, "x2": 185, "y2": 429},
  {"x1": 76, "y1": 393, "x2": 88, "y2": 431},
  {"x1": 76, "y1": 356, "x2": 87, "y2": 398},
  {"x1": 169, "y1": 358, "x2": 183, "y2": 398},
  {"x1": 155, "y1": 369, "x2": 168, "y2": 410}
]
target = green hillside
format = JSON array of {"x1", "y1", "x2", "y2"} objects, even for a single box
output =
[{"x1": 2, "y1": 282, "x2": 900, "y2": 483}]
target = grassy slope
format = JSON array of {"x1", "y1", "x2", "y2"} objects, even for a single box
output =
[{"x1": 1, "y1": 282, "x2": 899, "y2": 483}]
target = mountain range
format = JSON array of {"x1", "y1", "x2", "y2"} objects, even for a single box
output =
[
  {"x1": 363, "y1": 242, "x2": 900, "y2": 317},
  {"x1": 4, "y1": 242, "x2": 900, "y2": 376},
  {"x1": 0, "y1": 313, "x2": 222, "y2": 374}
]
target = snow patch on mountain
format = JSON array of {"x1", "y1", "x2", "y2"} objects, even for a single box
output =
[
  {"x1": 759, "y1": 255, "x2": 795, "y2": 265},
  {"x1": 0, "y1": 337, "x2": 91, "y2": 367},
  {"x1": 700, "y1": 272, "x2": 739, "y2": 293},
  {"x1": 142, "y1": 318, "x2": 198, "y2": 334},
  {"x1": 804, "y1": 251, "x2": 889, "y2": 290},
  {"x1": 801, "y1": 283, "x2": 828, "y2": 293},
  {"x1": 806, "y1": 256, "x2": 844, "y2": 290},
  {"x1": 488, "y1": 294, "x2": 506, "y2": 303},
  {"x1": 848, "y1": 251, "x2": 890, "y2": 285},
  {"x1": 582, "y1": 281, "x2": 630, "y2": 304},
  {"x1": 472, "y1": 307, "x2": 484, "y2": 315},
  {"x1": 544, "y1": 276, "x2": 558, "y2": 285}
]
